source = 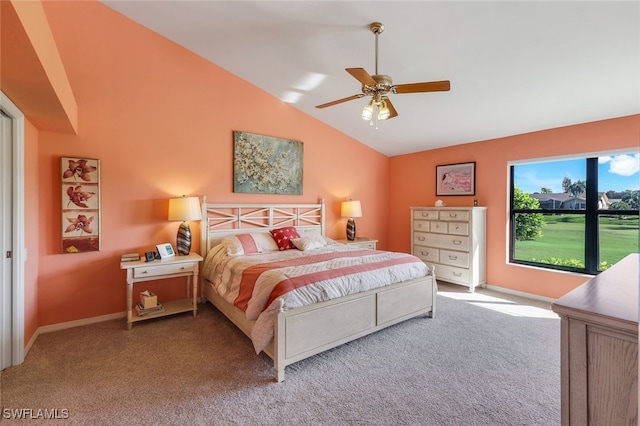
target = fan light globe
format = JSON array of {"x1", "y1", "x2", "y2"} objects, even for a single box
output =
[
  {"x1": 361, "y1": 101, "x2": 374, "y2": 121},
  {"x1": 378, "y1": 102, "x2": 390, "y2": 120}
]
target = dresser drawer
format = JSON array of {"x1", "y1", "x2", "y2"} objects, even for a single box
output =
[
  {"x1": 413, "y1": 220, "x2": 430, "y2": 232},
  {"x1": 424, "y1": 233, "x2": 469, "y2": 251},
  {"x1": 439, "y1": 249, "x2": 469, "y2": 268},
  {"x1": 413, "y1": 210, "x2": 440, "y2": 220},
  {"x1": 435, "y1": 264, "x2": 470, "y2": 284},
  {"x1": 429, "y1": 221, "x2": 448, "y2": 234},
  {"x1": 413, "y1": 231, "x2": 430, "y2": 246},
  {"x1": 133, "y1": 262, "x2": 196, "y2": 278},
  {"x1": 448, "y1": 222, "x2": 469, "y2": 236},
  {"x1": 439, "y1": 210, "x2": 470, "y2": 222},
  {"x1": 413, "y1": 245, "x2": 439, "y2": 263}
]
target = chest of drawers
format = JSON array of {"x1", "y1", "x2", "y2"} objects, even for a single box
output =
[{"x1": 411, "y1": 207, "x2": 487, "y2": 292}]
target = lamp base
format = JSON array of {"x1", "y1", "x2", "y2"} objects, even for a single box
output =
[
  {"x1": 346, "y1": 218, "x2": 356, "y2": 241},
  {"x1": 176, "y1": 221, "x2": 192, "y2": 255}
]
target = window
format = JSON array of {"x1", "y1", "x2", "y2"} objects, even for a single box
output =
[{"x1": 509, "y1": 152, "x2": 639, "y2": 274}]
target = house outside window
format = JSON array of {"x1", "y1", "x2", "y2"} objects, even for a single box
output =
[{"x1": 509, "y1": 152, "x2": 639, "y2": 274}]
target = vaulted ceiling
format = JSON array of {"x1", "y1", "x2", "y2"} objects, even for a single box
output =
[{"x1": 101, "y1": 1, "x2": 640, "y2": 156}]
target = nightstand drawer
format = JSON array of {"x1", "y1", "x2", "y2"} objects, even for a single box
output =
[
  {"x1": 133, "y1": 262, "x2": 195, "y2": 278},
  {"x1": 358, "y1": 241, "x2": 376, "y2": 250}
]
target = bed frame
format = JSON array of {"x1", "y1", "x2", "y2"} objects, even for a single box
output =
[{"x1": 200, "y1": 197, "x2": 436, "y2": 382}]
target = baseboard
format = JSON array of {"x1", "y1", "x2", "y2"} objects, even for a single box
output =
[
  {"x1": 485, "y1": 284, "x2": 556, "y2": 304},
  {"x1": 38, "y1": 311, "x2": 127, "y2": 335},
  {"x1": 23, "y1": 311, "x2": 127, "y2": 359}
]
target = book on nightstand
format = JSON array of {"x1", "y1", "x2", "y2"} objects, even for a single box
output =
[
  {"x1": 121, "y1": 253, "x2": 140, "y2": 262},
  {"x1": 135, "y1": 302, "x2": 164, "y2": 316}
]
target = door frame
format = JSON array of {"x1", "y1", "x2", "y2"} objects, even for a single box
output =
[{"x1": 1, "y1": 91, "x2": 25, "y2": 366}]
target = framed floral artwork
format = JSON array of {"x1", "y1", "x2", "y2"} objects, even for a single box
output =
[
  {"x1": 436, "y1": 162, "x2": 476, "y2": 196},
  {"x1": 233, "y1": 131, "x2": 303, "y2": 195},
  {"x1": 61, "y1": 157, "x2": 100, "y2": 253}
]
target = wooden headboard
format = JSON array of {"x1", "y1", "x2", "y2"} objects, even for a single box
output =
[{"x1": 200, "y1": 197, "x2": 325, "y2": 256}]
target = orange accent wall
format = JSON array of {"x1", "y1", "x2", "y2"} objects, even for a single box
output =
[
  {"x1": 4, "y1": 1, "x2": 389, "y2": 336},
  {"x1": 389, "y1": 115, "x2": 640, "y2": 299}
]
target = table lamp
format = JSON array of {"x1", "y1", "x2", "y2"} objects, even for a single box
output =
[
  {"x1": 168, "y1": 195, "x2": 201, "y2": 255},
  {"x1": 341, "y1": 200, "x2": 362, "y2": 241}
]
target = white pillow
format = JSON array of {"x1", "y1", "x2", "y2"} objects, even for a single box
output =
[
  {"x1": 291, "y1": 235, "x2": 328, "y2": 251},
  {"x1": 222, "y1": 233, "x2": 279, "y2": 256}
]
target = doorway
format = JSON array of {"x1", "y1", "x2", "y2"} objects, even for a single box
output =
[{"x1": 0, "y1": 92, "x2": 25, "y2": 369}]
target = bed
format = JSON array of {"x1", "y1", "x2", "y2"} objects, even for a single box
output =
[{"x1": 199, "y1": 198, "x2": 436, "y2": 382}]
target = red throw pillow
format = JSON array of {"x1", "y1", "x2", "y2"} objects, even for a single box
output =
[{"x1": 270, "y1": 227, "x2": 301, "y2": 251}]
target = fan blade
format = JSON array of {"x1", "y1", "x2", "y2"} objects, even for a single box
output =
[
  {"x1": 393, "y1": 80, "x2": 451, "y2": 94},
  {"x1": 346, "y1": 68, "x2": 377, "y2": 86},
  {"x1": 315, "y1": 94, "x2": 364, "y2": 109},
  {"x1": 385, "y1": 97, "x2": 398, "y2": 119}
]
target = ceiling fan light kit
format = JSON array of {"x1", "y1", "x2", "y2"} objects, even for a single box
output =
[{"x1": 316, "y1": 22, "x2": 451, "y2": 123}]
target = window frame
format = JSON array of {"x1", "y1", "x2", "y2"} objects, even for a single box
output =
[{"x1": 509, "y1": 153, "x2": 639, "y2": 275}]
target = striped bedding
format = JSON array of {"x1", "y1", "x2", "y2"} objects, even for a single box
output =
[{"x1": 202, "y1": 243, "x2": 430, "y2": 353}]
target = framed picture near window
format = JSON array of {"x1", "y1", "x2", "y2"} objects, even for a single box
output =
[{"x1": 436, "y1": 162, "x2": 476, "y2": 196}]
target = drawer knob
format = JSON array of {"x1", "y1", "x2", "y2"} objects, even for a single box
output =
[
  {"x1": 142, "y1": 271, "x2": 148, "y2": 274},
  {"x1": 449, "y1": 255, "x2": 457, "y2": 260},
  {"x1": 418, "y1": 237, "x2": 425, "y2": 241},
  {"x1": 453, "y1": 272, "x2": 462, "y2": 277},
  {"x1": 450, "y1": 214, "x2": 458, "y2": 218},
  {"x1": 453, "y1": 240, "x2": 462, "y2": 245},
  {"x1": 421, "y1": 251, "x2": 429, "y2": 256}
]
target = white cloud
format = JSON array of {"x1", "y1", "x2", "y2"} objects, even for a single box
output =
[{"x1": 606, "y1": 154, "x2": 639, "y2": 177}]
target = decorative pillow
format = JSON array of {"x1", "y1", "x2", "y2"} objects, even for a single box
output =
[
  {"x1": 291, "y1": 235, "x2": 327, "y2": 251},
  {"x1": 221, "y1": 233, "x2": 279, "y2": 256},
  {"x1": 270, "y1": 226, "x2": 301, "y2": 251}
]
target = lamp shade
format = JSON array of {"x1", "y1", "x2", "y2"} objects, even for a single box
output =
[
  {"x1": 168, "y1": 196, "x2": 201, "y2": 222},
  {"x1": 341, "y1": 200, "x2": 362, "y2": 218}
]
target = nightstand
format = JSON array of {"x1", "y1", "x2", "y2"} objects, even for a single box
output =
[
  {"x1": 336, "y1": 238, "x2": 378, "y2": 250},
  {"x1": 120, "y1": 253, "x2": 203, "y2": 329}
]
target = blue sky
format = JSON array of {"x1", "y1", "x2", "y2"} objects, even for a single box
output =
[{"x1": 514, "y1": 153, "x2": 639, "y2": 193}]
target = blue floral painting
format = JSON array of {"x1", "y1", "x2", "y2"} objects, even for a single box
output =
[{"x1": 233, "y1": 131, "x2": 303, "y2": 195}]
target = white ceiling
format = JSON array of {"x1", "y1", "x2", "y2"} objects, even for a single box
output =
[{"x1": 101, "y1": 1, "x2": 640, "y2": 156}]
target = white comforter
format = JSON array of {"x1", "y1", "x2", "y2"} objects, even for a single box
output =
[{"x1": 201, "y1": 244, "x2": 429, "y2": 353}]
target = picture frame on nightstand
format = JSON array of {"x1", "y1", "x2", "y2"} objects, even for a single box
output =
[{"x1": 156, "y1": 243, "x2": 175, "y2": 259}]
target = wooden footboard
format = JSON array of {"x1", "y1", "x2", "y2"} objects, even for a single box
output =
[{"x1": 202, "y1": 270, "x2": 436, "y2": 382}]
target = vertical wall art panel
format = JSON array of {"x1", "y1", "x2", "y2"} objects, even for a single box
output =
[
  {"x1": 233, "y1": 131, "x2": 303, "y2": 195},
  {"x1": 61, "y1": 157, "x2": 101, "y2": 253}
]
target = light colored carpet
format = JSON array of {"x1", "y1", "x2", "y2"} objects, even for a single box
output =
[{"x1": 0, "y1": 283, "x2": 560, "y2": 425}]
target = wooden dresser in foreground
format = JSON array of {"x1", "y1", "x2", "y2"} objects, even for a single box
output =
[{"x1": 551, "y1": 253, "x2": 638, "y2": 426}]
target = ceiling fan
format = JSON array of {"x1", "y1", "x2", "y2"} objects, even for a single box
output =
[{"x1": 315, "y1": 22, "x2": 451, "y2": 122}]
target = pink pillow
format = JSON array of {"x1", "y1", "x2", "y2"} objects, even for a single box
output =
[
  {"x1": 270, "y1": 227, "x2": 301, "y2": 251},
  {"x1": 236, "y1": 234, "x2": 259, "y2": 254}
]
